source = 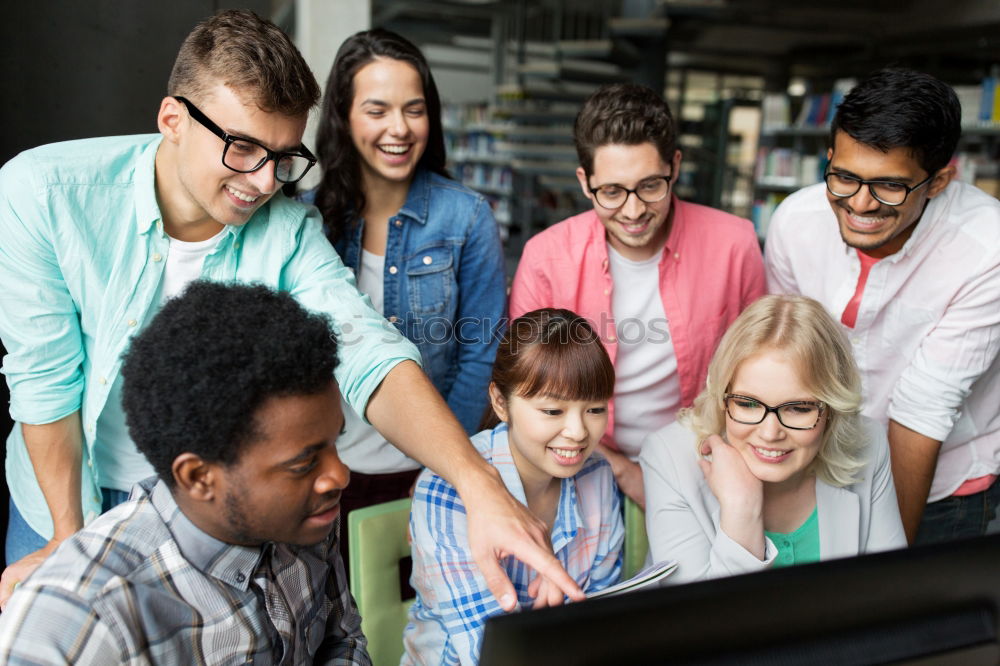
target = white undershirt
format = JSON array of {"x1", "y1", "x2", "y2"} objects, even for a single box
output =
[
  {"x1": 607, "y1": 245, "x2": 681, "y2": 459},
  {"x1": 95, "y1": 228, "x2": 226, "y2": 491},
  {"x1": 338, "y1": 249, "x2": 420, "y2": 473}
]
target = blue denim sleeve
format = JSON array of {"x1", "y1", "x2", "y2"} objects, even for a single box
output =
[{"x1": 443, "y1": 195, "x2": 507, "y2": 434}]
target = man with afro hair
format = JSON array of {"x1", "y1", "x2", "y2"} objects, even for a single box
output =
[{"x1": 0, "y1": 281, "x2": 369, "y2": 665}]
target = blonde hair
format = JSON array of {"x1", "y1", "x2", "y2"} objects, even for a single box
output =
[{"x1": 680, "y1": 295, "x2": 866, "y2": 487}]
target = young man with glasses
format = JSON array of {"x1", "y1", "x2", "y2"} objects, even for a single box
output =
[
  {"x1": 510, "y1": 83, "x2": 766, "y2": 507},
  {"x1": 0, "y1": 10, "x2": 582, "y2": 612},
  {"x1": 765, "y1": 68, "x2": 1000, "y2": 545}
]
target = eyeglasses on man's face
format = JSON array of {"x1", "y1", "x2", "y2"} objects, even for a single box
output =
[
  {"x1": 588, "y1": 174, "x2": 673, "y2": 209},
  {"x1": 723, "y1": 394, "x2": 826, "y2": 430},
  {"x1": 824, "y1": 170, "x2": 933, "y2": 207},
  {"x1": 174, "y1": 96, "x2": 316, "y2": 184}
]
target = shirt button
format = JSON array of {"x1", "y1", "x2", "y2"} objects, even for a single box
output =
[
  {"x1": 394, "y1": 219, "x2": 403, "y2": 227},
  {"x1": 388, "y1": 315, "x2": 398, "y2": 323},
  {"x1": 99, "y1": 376, "x2": 107, "y2": 385},
  {"x1": 87, "y1": 459, "x2": 94, "y2": 468},
  {"x1": 236, "y1": 572, "x2": 245, "y2": 583},
  {"x1": 93, "y1": 495, "x2": 101, "y2": 504},
  {"x1": 603, "y1": 289, "x2": 610, "y2": 295},
  {"x1": 156, "y1": 221, "x2": 163, "y2": 231},
  {"x1": 234, "y1": 241, "x2": 241, "y2": 250},
  {"x1": 674, "y1": 253, "x2": 680, "y2": 260},
  {"x1": 422, "y1": 256, "x2": 432, "y2": 265},
  {"x1": 389, "y1": 266, "x2": 398, "y2": 274},
  {"x1": 608, "y1": 335, "x2": 617, "y2": 342},
  {"x1": 152, "y1": 253, "x2": 163, "y2": 263},
  {"x1": 128, "y1": 319, "x2": 137, "y2": 328}
]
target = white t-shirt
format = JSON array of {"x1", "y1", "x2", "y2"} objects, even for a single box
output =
[
  {"x1": 95, "y1": 229, "x2": 226, "y2": 491},
  {"x1": 607, "y1": 245, "x2": 681, "y2": 459},
  {"x1": 338, "y1": 249, "x2": 421, "y2": 474}
]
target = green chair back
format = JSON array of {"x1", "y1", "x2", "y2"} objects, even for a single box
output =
[
  {"x1": 623, "y1": 496, "x2": 649, "y2": 579},
  {"x1": 348, "y1": 498, "x2": 415, "y2": 666}
]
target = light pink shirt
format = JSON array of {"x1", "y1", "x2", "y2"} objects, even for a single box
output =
[
  {"x1": 765, "y1": 182, "x2": 1000, "y2": 501},
  {"x1": 510, "y1": 197, "x2": 766, "y2": 449}
]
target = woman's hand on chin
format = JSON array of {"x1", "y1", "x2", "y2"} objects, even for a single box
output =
[{"x1": 698, "y1": 434, "x2": 766, "y2": 559}]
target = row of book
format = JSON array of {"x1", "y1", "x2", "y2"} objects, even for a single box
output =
[
  {"x1": 953, "y1": 73, "x2": 1000, "y2": 126},
  {"x1": 754, "y1": 148, "x2": 828, "y2": 188},
  {"x1": 760, "y1": 79, "x2": 856, "y2": 131}
]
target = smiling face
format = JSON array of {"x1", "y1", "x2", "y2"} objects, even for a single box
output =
[
  {"x1": 212, "y1": 382, "x2": 350, "y2": 547},
  {"x1": 157, "y1": 82, "x2": 308, "y2": 239},
  {"x1": 577, "y1": 142, "x2": 681, "y2": 262},
  {"x1": 490, "y1": 385, "x2": 608, "y2": 492},
  {"x1": 724, "y1": 349, "x2": 826, "y2": 490},
  {"x1": 825, "y1": 130, "x2": 951, "y2": 259},
  {"x1": 348, "y1": 57, "x2": 429, "y2": 191}
]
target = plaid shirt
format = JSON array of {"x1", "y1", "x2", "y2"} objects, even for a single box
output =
[
  {"x1": 0, "y1": 478, "x2": 369, "y2": 665},
  {"x1": 402, "y1": 423, "x2": 624, "y2": 665}
]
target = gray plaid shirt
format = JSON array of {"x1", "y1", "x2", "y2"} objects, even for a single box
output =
[{"x1": 0, "y1": 478, "x2": 369, "y2": 665}]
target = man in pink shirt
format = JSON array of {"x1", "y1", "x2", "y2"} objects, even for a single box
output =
[
  {"x1": 510, "y1": 83, "x2": 766, "y2": 507},
  {"x1": 766, "y1": 68, "x2": 1000, "y2": 545}
]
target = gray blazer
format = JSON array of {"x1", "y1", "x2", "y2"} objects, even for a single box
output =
[{"x1": 639, "y1": 417, "x2": 907, "y2": 584}]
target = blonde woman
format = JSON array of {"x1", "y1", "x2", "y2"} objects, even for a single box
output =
[{"x1": 640, "y1": 295, "x2": 905, "y2": 583}]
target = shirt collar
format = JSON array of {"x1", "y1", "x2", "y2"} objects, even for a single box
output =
[
  {"x1": 145, "y1": 477, "x2": 265, "y2": 592},
  {"x1": 397, "y1": 168, "x2": 431, "y2": 225},
  {"x1": 135, "y1": 135, "x2": 164, "y2": 235}
]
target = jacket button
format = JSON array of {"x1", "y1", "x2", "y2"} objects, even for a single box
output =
[
  {"x1": 394, "y1": 219, "x2": 403, "y2": 227},
  {"x1": 388, "y1": 315, "x2": 398, "y2": 323},
  {"x1": 389, "y1": 266, "x2": 398, "y2": 274},
  {"x1": 422, "y1": 256, "x2": 432, "y2": 265}
]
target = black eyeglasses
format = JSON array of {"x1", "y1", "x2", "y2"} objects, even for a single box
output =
[
  {"x1": 824, "y1": 170, "x2": 933, "y2": 207},
  {"x1": 723, "y1": 394, "x2": 826, "y2": 430},
  {"x1": 588, "y1": 174, "x2": 673, "y2": 209},
  {"x1": 174, "y1": 96, "x2": 316, "y2": 184}
]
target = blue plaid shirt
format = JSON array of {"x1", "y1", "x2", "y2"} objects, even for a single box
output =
[{"x1": 403, "y1": 423, "x2": 623, "y2": 665}]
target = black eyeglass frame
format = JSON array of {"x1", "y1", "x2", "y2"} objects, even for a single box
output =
[
  {"x1": 174, "y1": 96, "x2": 317, "y2": 184},
  {"x1": 723, "y1": 393, "x2": 827, "y2": 431},
  {"x1": 588, "y1": 174, "x2": 673, "y2": 210},
  {"x1": 824, "y1": 170, "x2": 934, "y2": 207}
]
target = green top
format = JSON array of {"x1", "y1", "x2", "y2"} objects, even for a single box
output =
[{"x1": 764, "y1": 506, "x2": 820, "y2": 568}]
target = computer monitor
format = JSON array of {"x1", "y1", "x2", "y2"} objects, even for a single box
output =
[{"x1": 480, "y1": 534, "x2": 1000, "y2": 665}]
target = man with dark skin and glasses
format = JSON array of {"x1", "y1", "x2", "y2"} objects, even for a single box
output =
[{"x1": 766, "y1": 68, "x2": 1000, "y2": 546}]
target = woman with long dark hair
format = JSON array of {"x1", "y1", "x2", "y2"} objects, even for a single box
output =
[{"x1": 301, "y1": 28, "x2": 507, "y2": 567}]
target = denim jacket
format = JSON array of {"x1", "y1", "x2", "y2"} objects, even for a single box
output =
[{"x1": 303, "y1": 170, "x2": 506, "y2": 433}]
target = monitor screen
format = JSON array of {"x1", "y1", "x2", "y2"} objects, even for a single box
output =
[{"x1": 480, "y1": 534, "x2": 1000, "y2": 665}]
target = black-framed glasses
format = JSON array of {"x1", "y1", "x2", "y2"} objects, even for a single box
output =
[
  {"x1": 824, "y1": 170, "x2": 933, "y2": 206},
  {"x1": 174, "y1": 96, "x2": 317, "y2": 184},
  {"x1": 723, "y1": 394, "x2": 826, "y2": 430},
  {"x1": 588, "y1": 174, "x2": 673, "y2": 209}
]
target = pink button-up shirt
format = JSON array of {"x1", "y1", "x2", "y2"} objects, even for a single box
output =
[{"x1": 510, "y1": 197, "x2": 766, "y2": 449}]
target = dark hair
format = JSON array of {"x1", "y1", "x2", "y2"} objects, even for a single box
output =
[
  {"x1": 314, "y1": 28, "x2": 449, "y2": 244},
  {"x1": 573, "y1": 83, "x2": 678, "y2": 175},
  {"x1": 830, "y1": 68, "x2": 961, "y2": 174},
  {"x1": 168, "y1": 9, "x2": 320, "y2": 116},
  {"x1": 120, "y1": 282, "x2": 340, "y2": 486},
  {"x1": 482, "y1": 309, "x2": 615, "y2": 429}
]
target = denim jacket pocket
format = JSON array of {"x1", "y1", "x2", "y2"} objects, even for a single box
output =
[{"x1": 406, "y1": 245, "x2": 455, "y2": 315}]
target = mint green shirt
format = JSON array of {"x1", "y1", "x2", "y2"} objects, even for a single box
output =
[
  {"x1": 765, "y1": 507, "x2": 820, "y2": 568},
  {"x1": 0, "y1": 134, "x2": 420, "y2": 538}
]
